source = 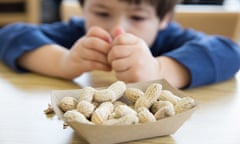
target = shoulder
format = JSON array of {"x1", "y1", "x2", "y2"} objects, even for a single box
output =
[
  {"x1": 68, "y1": 17, "x2": 85, "y2": 27},
  {"x1": 40, "y1": 17, "x2": 85, "y2": 31},
  {"x1": 155, "y1": 21, "x2": 206, "y2": 45},
  {"x1": 38, "y1": 17, "x2": 86, "y2": 38},
  {"x1": 159, "y1": 21, "x2": 204, "y2": 38}
]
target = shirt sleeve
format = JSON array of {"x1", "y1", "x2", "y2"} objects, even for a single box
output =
[
  {"x1": 151, "y1": 22, "x2": 240, "y2": 88},
  {"x1": 0, "y1": 17, "x2": 85, "y2": 72}
]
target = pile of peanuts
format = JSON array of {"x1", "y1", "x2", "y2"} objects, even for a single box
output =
[{"x1": 59, "y1": 81, "x2": 196, "y2": 126}]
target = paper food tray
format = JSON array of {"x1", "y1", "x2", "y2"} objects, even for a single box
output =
[{"x1": 51, "y1": 79, "x2": 198, "y2": 144}]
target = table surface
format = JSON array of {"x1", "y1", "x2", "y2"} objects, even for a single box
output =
[{"x1": 0, "y1": 61, "x2": 240, "y2": 144}]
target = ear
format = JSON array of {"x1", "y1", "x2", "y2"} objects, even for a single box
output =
[{"x1": 159, "y1": 12, "x2": 172, "y2": 30}]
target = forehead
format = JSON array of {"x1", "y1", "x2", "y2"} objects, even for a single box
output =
[
  {"x1": 81, "y1": 0, "x2": 155, "y2": 7},
  {"x1": 86, "y1": 0, "x2": 152, "y2": 6},
  {"x1": 119, "y1": 0, "x2": 154, "y2": 6},
  {"x1": 86, "y1": 0, "x2": 155, "y2": 13},
  {"x1": 119, "y1": 0, "x2": 145, "y2": 4},
  {"x1": 118, "y1": 0, "x2": 153, "y2": 4},
  {"x1": 88, "y1": 0, "x2": 154, "y2": 10}
]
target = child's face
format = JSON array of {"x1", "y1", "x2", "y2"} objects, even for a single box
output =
[{"x1": 82, "y1": 0, "x2": 169, "y2": 46}]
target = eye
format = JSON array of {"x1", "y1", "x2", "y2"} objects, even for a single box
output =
[
  {"x1": 130, "y1": 16, "x2": 146, "y2": 21},
  {"x1": 94, "y1": 12, "x2": 110, "y2": 18}
]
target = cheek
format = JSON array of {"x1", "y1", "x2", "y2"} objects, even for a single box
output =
[
  {"x1": 127, "y1": 21, "x2": 159, "y2": 47},
  {"x1": 83, "y1": 10, "x2": 102, "y2": 30},
  {"x1": 143, "y1": 31, "x2": 158, "y2": 47},
  {"x1": 84, "y1": 19, "x2": 94, "y2": 30},
  {"x1": 134, "y1": 28, "x2": 158, "y2": 47},
  {"x1": 84, "y1": 16, "x2": 110, "y2": 33},
  {"x1": 83, "y1": 13, "x2": 97, "y2": 29}
]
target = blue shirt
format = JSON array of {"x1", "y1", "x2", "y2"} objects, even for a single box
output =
[{"x1": 0, "y1": 17, "x2": 240, "y2": 88}]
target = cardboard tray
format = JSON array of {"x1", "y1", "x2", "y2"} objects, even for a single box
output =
[{"x1": 51, "y1": 79, "x2": 198, "y2": 144}]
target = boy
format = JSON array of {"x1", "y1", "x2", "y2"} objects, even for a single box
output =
[{"x1": 0, "y1": 0, "x2": 239, "y2": 88}]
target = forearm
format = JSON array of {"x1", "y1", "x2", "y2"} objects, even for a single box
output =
[
  {"x1": 156, "y1": 56, "x2": 191, "y2": 88},
  {"x1": 17, "y1": 44, "x2": 70, "y2": 79}
]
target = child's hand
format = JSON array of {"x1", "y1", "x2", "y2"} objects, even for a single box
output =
[
  {"x1": 61, "y1": 26, "x2": 112, "y2": 79},
  {"x1": 108, "y1": 28, "x2": 161, "y2": 82}
]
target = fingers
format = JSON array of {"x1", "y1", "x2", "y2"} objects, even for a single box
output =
[
  {"x1": 112, "y1": 33, "x2": 138, "y2": 46},
  {"x1": 81, "y1": 45, "x2": 109, "y2": 64},
  {"x1": 107, "y1": 44, "x2": 133, "y2": 63},
  {"x1": 81, "y1": 26, "x2": 113, "y2": 64},
  {"x1": 114, "y1": 67, "x2": 143, "y2": 83},
  {"x1": 72, "y1": 26, "x2": 151, "y2": 81},
  {"x1": 111, "y1": 56, "x2": 131, "y2": 72},
  {"x1": 82, "y1": 36, "x2": 111, "y2": 55},
  {"x1": 83, "y1": 27, "x2": 139, "y2": 73},
  {"x1": 87, "y1": 26, "x2": 112, "y2": 43},
  {"x1": 85, "y1": 27, "x2": 112, "y2": 54},
  {"x1": 112, "y1": 58, "x2": 158, "y2": 83},
  {"x1": 112, "y1": 27, "x2": 125, "y2": 39},
  {"x1": 108, "y1": 33, "x2": 139, "y2": 63},
  {"x1": 83, "y1": 60, "x2": 112, "y2": 72}
]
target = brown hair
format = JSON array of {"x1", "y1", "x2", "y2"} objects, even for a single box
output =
[{"x1": 78, "y1": 0, "x2": 182, "y2": 20}]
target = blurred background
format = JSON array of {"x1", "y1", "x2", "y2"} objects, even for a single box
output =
[
  {"x1": 0, "y1": 0, "x2": 233, "y2": 24},
  {"x1": 0, "y1": 0, "x2": 239, "y2": 43},
  {"x1": 182, "y1": 0, "x2": 225, "y2": 5},
  {"x1": 41, "y1": 0, "x2": 227, "y2": 23}
]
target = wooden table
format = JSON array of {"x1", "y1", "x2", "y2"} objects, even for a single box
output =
[{"x1": 0, "y1": 61, "x2": 240, "y2": 144}]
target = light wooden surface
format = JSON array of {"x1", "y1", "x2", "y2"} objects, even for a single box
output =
[
  {"x1": 60, "y1": 0, "x2": 240, "y2": 42},
  {"x1": 0, "y1": 61, "x2": 240, "y2": 144},
  {"x1": 175, "y1": 4, "x2": 240, "y2": 42}
]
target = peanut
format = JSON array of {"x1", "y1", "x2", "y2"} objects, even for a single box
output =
[
  {"x1": 79, "y1": 86, "x2": 95, "y2": 102},
  {"x1": 135, "y1": 83, "x2": 162, "y2": 109},
  {"x1": 44, "y1": 104, "x2": 54, "y2": 114},
  {"x1": 159, "y1": 90, "x2": 181, "y2": 105},
  {"x1": 137, "y1": 107, "x2": 156, "y2": 123},
  {"x1": 94, "y1": 89, "x2": 116, "y2": 102},
  {"x1": 94, "y1": 81, "x2": 127, "y2": 102},
  {"x1": 77, "y1": 100, "x2": 95, "y2": 118},
  {"x1": 59, "y1": 96, "x2": 78, "y2": 112},
  {"x1": 108, "y1": 81, "x2": 127, "y2": 101},
  {"x1": 154, "y1": 101, "x2": 175, "y2": 120},
  {"x1": 113, "y1": 101, "x2": 126, "y2": 108},
  {"x1": 110, "y1": 105, "x2": 137, "y2": 119},
  {"x1": 151, "y1": 101, "x2": 173, "y2": 114},
  {"x1": 63, "y1": 110, "x2": 93, "y2": 125},
  {"x1": 91, "y1": 102, "x2": 114, "y2": 124},
  {"x1": 103, "y1": 114, "x2": 139, "y2": 125},
  {"x1": 175, "y1": 97, "x2": 196, "y2": 114},
  {"x1": 124, "y1": 87, "x2": 144, "y2": 103}
]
